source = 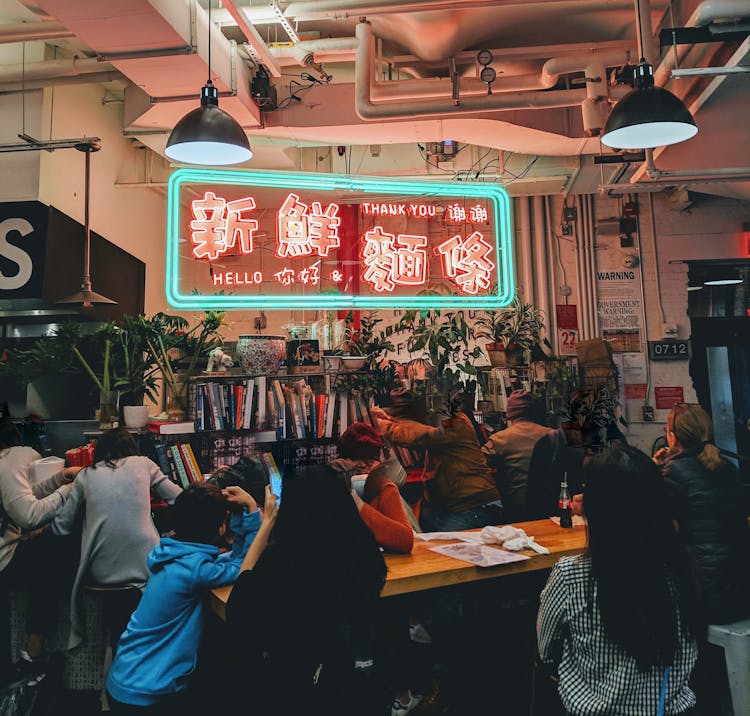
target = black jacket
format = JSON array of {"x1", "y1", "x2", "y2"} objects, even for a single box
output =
[{"x1": 663, "y1": 450, "x2": 750, "y2": 624}]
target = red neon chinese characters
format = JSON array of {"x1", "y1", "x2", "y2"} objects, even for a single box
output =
[
  {"x1": 469, "y1": 204, "x2": 488, "y2": 223},
  {"x1": 298, "y1": 265, "x2": 320, "y2": 286},
  {"x1": 308, "y1": 201, "x2": 340, "y2": 256},
  {"x1": 446, "y1": 203, "x2": 467, "y2": 223},
  {"x1": 274, "y1": 268, "x2": 296, "y2": 286},
  {"x1": 277, "y1": 193, "x2": 341, "y2": 258},
  {"x1": 362, "y1": 227, "x2": 396, "y2": 292},
  {"x1": 224, "y1": 197, "x2": 259, "y2": 254},
  {"x1": 362, "y1": 227, "x2": 428, "y2": 292},
  {"x1": 393, "y1": 234, "x2": 427, "y2": 286},
  {"x1": 190, "y1": 192, "x2": 258, "y2": 260},
  {"x1": 436, "y1": 231, "x2": 494, "y2": 295}
]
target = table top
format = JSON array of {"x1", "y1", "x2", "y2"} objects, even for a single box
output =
[{"x1": 208, "y1": 518, "x2": 587, "y2": 621}]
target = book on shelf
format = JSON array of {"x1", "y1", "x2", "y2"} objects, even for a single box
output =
[
  {"x1": 169, "y1": 444, "x2": 190, "y2": 489},
  {"x1": 177, "y1": 443, "x2": 199, "y2": 483},
  {"x1": 195, "y1": 384, "x2": 205, "y2": 432},
  {"x1": 242, "y1": 379, "x2": 255, "y2": 430},
  {"x1": 272, "y1": 379, "x2": 287, "y2": 439},
  {"x1": 147, "y1": 420, "x2": 195, "y2": 435},
  {"x1": 256, "y1": 376, "x2": 267, "y2": 428},
  {"x1": 154, "y1": 443, "x2": 177, "y2": 485},
  {"x1": 338, "y1": 392, "x2": 348, "y2": 435}
]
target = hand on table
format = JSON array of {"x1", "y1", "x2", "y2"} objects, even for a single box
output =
[{"x1": 222, "y1": 486, "x2": 258, "y2": 512}]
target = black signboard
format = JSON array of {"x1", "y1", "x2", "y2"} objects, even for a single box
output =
[
  {"x1": 0, "y1": 201, "x2": 48, "y2": 299},
  {"x1": 648, "y1": 339, "x2": 691, "y2": 361}
]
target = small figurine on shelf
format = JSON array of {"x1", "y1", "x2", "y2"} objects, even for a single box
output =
[{"x1": 206, "y1": 347, "x2": 234, "y2": 373}]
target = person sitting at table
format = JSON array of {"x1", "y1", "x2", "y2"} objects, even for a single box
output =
[
  {"x1": 538, "y1": 444, "x2": 700, "y2": 716},
  {"x1": 50, "y1": 428, "x2": 183, "y2": 651},
  {"x1": 106, "y1": 482, "x2": 273, "y2": 715},
  {"x1": 371, "y1": 389, "x2": 502, "y2": 532},
  {"x1": 481, "y1": 389, "x2": 556, "y2": 523},
  {"x1": 655, "y1": 403, "x2": 750, "y2": 625},
  {"x1": 226, "y1": 465, "x2": 387, "y2": 716},
  {"x1": 0, "y1": 418, "x2": 81, "y2": 674},
  {"x1": 331, "y1": 422, "x2": 415, "y2": 554}
]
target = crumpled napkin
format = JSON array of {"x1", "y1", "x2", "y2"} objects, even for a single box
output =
[{"x1": 480, "y1": 525, "x2": 550, "y2": 555}]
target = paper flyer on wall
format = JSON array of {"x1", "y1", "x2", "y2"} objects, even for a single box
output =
[{"x1": 429, "y1": 542, "x2": 531, "y2": 568}]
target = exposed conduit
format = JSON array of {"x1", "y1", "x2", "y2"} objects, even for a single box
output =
[
  {"x1": 584, "y1": 195, "x2": 599, "y2": 337},
  {"x1": 533, "y1": 195, "x2": 551, "y2": 347},
  {"x1": 573, "y1": 198, "x2": 587, "y2": 340},
  {"x1": 544, "y1": 196, "x2": 559, "y2": 351},
  {"x1": 518, "y1": 197, "x2": 535, "y2": 305},
  {"x1": 0, "y1": 21, "x2": 73, "y2": 44},
  {"x1": 354, "y1": 22, "x2": 629, "y2": 123}
]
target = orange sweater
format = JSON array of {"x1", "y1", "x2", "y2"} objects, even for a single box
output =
[{"x1": 359, "y1": 482, "x2": 414, "y2": 554}]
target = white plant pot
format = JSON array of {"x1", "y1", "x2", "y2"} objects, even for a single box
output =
[{"x1": 123, "y1": 405, "x2": 150, "y2": 429}]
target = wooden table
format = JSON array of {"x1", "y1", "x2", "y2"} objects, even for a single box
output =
[{"x1": 208, "y1": 519, "x2": 586, "y2": 621}]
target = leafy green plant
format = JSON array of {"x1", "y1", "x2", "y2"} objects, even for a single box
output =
[
  {"x1": 396, "y1": 309, "x2": 484, "y2": 401},
  {"x1": 475, "y1": 294, "x2": 548, "y2": 362},
  {"x1": 113, "y1": 314, "x2": 160, "y2": 406},
  {"x1": 343, "y1": 311, "x2": 394, "y2": 368}
]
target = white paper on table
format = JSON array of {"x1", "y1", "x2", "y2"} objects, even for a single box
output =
[
  {"x1": 549, "y1": 515, "x2": 586, "y2": 527},
  {"x1": 429, "y1": 542, "x2": 531, "y2": 568},
  {"x1": 415, "y1": 531, "x2": 484, "y2": 543}
]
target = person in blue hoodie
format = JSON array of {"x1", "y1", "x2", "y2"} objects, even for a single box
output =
[{"x1": 106, "y1": 481, "x2": 277, "y2": 715}]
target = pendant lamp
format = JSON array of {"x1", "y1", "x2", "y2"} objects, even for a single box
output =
[
  {"x1": 57, "y1": 143, "x2": 117, "y2": 309},
  {"x1": 601, "y1": 1, "x2": 697, "y2": 150},
  {"x1": 165, "y1": 0, "x2": 252, "y2": 165}
]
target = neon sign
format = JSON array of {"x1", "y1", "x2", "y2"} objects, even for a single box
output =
[{"x1": 167, "y1": 168, "x2": 514, "y2": 310}]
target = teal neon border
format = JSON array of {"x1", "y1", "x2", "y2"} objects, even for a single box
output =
[{"x1": 166, "y1": 168, "x2": 514, "y2": 310}]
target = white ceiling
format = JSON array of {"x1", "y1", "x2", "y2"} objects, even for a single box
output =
[{"x1": 1, "y1": 0, "x2": 749, "y2": 199}]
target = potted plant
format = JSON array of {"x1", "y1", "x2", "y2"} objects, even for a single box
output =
[
  {"x1": 113, "y1": 315, "x2": 160, "y2": 427},
  {"x1": 135, "y1": 311, "x2": 227, "y2": 421},
  {"x1": 396, "y1": 309, "x2": 484, "y2": 411},
  {"x1": 342, "y1": 311, "x2": 394, "y2": 372},
  {"x1": 53, "y1": 321, "x2": 121, "y2": 428},
  {"x1": 475, "y1": 295, "x2": 547, "y2": 367}
]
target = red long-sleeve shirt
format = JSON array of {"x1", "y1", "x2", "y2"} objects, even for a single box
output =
[{"x1": 358, "y1": 482, "x2": 414, "y2": 554}]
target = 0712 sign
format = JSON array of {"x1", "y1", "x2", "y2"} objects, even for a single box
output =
[{"x1": 648, "y1": 339, "x2": 690, "y2": 361}]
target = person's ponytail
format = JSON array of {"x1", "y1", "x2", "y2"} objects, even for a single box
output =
[{"x1": 698, "y1": 442, "x2": 724, "y2": 472}]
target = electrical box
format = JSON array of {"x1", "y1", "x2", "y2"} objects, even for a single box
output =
[{"x1": 563, "y1": 206, "x2": 577, "y2": 223}]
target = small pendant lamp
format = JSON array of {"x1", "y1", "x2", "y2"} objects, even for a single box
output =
[
  {"x1": 165, "y1": 0, "x2": 252, "y2": 165},
  {"x1": 601, "y1": 0, "x2": 697, "y2": 150}
]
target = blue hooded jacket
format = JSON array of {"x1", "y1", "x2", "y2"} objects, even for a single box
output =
[{"x1": 106, "y1": 509, "x2": 261, "y2": 706}]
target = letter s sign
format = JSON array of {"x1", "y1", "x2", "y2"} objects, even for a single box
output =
[{"x1": 0, "y1": 218, "x2": 34, "y2": 290}]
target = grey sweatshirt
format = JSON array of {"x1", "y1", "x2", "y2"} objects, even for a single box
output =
[
  {"x1": 0, "y1": 446, "x2": 73, "y2": 573},
  {"x1": 51, "y1": 455, "x2": 182, "y2": 649}
]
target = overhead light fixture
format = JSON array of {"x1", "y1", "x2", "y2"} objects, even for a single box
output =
[
  {"x1": 704, "y1": 266, "x2": 742, "y2": 286},
  {"x1": 601, "y1": 1, "x2": 697, "y2": 150},
  {"x1": 57, "y1": 143, "x2": 117, "y2": 308},
  {"x1": 165, "y1": 0, "x2": 252, "y2": 165},
  {"x1": 270, "y1": 0, "x2": 300, "y2": 44}
]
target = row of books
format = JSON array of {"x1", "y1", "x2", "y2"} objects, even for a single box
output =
[
  {"x1": 192, "y1": 377, "x2": 377, "y2": 440},
  {"x1": 154, "y1": 442, "x2": 203, "y2": 488}
]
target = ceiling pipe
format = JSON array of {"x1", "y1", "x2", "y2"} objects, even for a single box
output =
[
  {"x1": 0, "y1": 21, "x2": 73, "y2": 44},
  {"x1": 268, "y1": 37, "x2": 359, "y2": 66},
  {"x1": 0, "y1": 57, "x2": 116, "y2": 83},
  {"x1": 221, "y1": 0, "x2": 283, "y2": 77},
  {"x1": 355, "y1": 22, "x2": 628, "y2": 124},
  {"x1": 216, "y1": 0, "x2": 638, "y2": 24},
  {"x1": 0, "y1": 72, "x2": 120, "y2": 94}
]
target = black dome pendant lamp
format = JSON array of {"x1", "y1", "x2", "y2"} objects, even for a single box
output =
[
  {"x1": 601, "y1": 0, "x2": 697, "y2": 150},
  {"x1": 165, "y1": 0, "x2": 252, "y2": 165}
]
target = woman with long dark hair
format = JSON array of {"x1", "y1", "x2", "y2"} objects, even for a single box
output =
[
  {"x1": 657, "y1": 403, "x2": 750, "y2": 624},
  {"x1": 51, "y1": 428, "x2": 181, "y2": 650},
  {"x1": 226, "y1": 465, "x2": 387, "y2": 716},
  {"x1": 538, "y1": 445, "x2": 700, "y2": 715}
]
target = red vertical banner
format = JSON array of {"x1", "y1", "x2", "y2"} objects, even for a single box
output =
[{"x1": 337, "y1": 204, "x2": 360, "y2": 327}]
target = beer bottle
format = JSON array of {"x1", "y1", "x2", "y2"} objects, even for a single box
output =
[{"x1": 558, "y1": 474, "x2": 573, "y2": 529}]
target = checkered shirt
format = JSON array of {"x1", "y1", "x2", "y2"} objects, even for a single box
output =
[{"x1": 537, "y1": 554, "x2": 698, "y2": 715}]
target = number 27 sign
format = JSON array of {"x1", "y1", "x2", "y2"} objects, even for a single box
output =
[{"x1": 166, "y1": 168, "x2": 514, "y2": 310}]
